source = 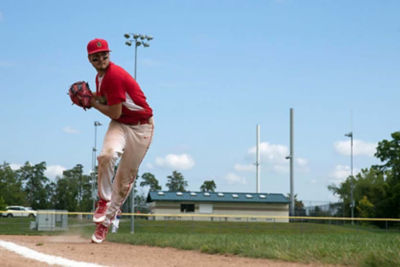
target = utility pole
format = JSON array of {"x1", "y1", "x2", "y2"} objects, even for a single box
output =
[
  {"x1": 345, "y1": 131, "x2": 354, "y2": 224},
  {"x1": 256, "y1": 124, "x2": 261, "y2": 193},
  {"x1": 286, "y1": 108, "x2": 295, "y2": 217}
]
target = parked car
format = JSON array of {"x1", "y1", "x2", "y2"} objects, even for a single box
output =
[{"x1": 1, "y1": 206, "x2": 37, "y2": 218}]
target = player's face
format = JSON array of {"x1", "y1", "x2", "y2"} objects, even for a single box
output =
[{"x1": 89, "y1": 52, "x2": 110, "y2": 71}]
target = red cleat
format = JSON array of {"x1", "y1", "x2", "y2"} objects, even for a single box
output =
[
  {"x1": 93, "y1": 199, "x2": 109, "y2": 223},
  {"x1": 91, "y1": 223, "x2": 109, "y2": 244}
]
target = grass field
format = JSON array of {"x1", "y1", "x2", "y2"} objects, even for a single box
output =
[{"x1": 1, "y1": 216, "x2": 399, "y2": 266}]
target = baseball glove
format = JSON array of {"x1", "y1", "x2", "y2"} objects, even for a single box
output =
[{"x1": 69, "y1": 81, "x2": 93, "y2": 110}]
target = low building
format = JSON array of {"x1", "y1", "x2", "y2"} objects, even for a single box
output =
[{"x1": 146, "y1": 191, "x2": 290, "y2": 222}]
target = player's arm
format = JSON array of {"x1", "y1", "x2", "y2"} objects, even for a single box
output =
[{"x1": 91, "y1": 98, "x2": 122, "y2": 120}]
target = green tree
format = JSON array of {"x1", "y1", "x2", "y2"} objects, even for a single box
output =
[
  {"x1": 286, "y1": 193, "x2": 305, "y2": 216},
  {"x1": 328, "y1": 177, "x2": 354, "y2": 217},
  {"x1": 53, "y1": 164, "x2": 92, "y2": 211},
  {"x1": 200, "y1": 180, "x2": 216, "y2": 192},
  {"x1": 0, "y1": 196, "x2": 6, "y2": 211},
  {"x1": 357, "y1": 196, "x2": 375, "y2": 218},
  {"x1": 374, "y1": 131, "x2": 400, "y2": 181},
  {"x1": 16, "y1": 162, "x2": 50, "y2": 209},
  {"x1": 328, "y1": 168, "x2": 389, "y2": 218},
  {"x1": 166, "y1": 171, "x2": 188, "y2": 192},
  {"x1": 0, "y1": 162, "x2": 26, "y2": 207},
  {"x1": 373, "y1": 132, "x2": 400, "y2": 218},
  {"x1": 140, "y1": 172, "x2": 161, "y2": 191}
]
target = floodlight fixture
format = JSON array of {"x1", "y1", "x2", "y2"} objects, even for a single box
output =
[
  {"x1": 345, "y1": 132, "x2": 353, "y2": 138},
  {"x1": 124, "y1": 32, "x2": 153, "y2": 80}
]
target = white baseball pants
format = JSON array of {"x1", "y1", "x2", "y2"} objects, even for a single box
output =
[{"x1": 97, "y1": 118, "x2": 154, "y2": 227}]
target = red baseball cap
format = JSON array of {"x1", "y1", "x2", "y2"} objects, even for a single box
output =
[{"x1": 87, "y1": 38, "x2": 111, "y2": 55}]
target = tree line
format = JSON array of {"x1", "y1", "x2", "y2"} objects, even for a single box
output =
[
  {"x1": 328, "y1": 131, "x2": 400, "y2": 219},
  {"x1": 2, "y1": 131, "x2": 399, "y2": 218},
  {"x1": 0, "y1": 163, "x2": 217, "y2": 211}
]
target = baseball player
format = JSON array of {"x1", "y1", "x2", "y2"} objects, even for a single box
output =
[{"x1": 86, "y1": 38, "x2": 154, "y2": 243}]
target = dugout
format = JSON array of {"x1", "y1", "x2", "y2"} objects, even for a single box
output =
[{"x1": 146, "y1": 191, "x2": 289, "y2": 222}]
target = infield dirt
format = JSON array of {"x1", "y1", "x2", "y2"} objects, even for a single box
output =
[{"x1": 0, "y1": 235, "x2": 340, "y2": 267}]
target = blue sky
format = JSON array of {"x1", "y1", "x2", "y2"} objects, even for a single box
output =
[{"x1": 1, "y1": 0, "x2": 399, "y2": 203}]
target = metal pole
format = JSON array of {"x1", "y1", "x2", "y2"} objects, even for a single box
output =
[
  {"x1": 289, "y1": 108, "x2": 294, "y2": 217},
  {"x1": 134, "y1": 43, "x2": 138, "y2": 79},
  {"x1": 345, "y1": 131, "x2": 354, "y2": 224},
  {"x1": 130, "y1": 184, "x2": 135, "y2": 233},
  {"x1": 256, "y1": 124, "x2": 260, "y2": 193},
  {"x1": 130, "y1": 42, "x2": 138, "y2": 234},
  {"x1": 350, "y1": 133, "x2": 354, "y2": 224},
  {"x1": 124, "y1": 33, "x2": 152, "y2": 234},
  {"x1": 91, "y1": 130, "x2": 96, "y2": 212},
  {"x1": 92, "y1": 122, "x2": 102, "y2": 212}
]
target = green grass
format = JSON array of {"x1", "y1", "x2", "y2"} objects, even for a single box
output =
[{"x1": 1, "y1": 216, "x2": 399, "y2": 266}]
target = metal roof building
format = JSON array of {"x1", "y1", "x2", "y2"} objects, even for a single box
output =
[{"x1": 147, "y1": 191, "x2": 290, "y2": 222}]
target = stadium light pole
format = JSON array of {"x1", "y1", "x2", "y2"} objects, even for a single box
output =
[
  {"x1": 124, "y1": 33, "x2": 153, "y2": 79},
  {"x1": 124, "y1": 33, "x2": 153, "y2": 233},
  {"x1": 345, "y1": 132, "x2": 354, "y2": 224},
  {"x1": 92, "y1": 121, "x2": 102, "y2": 213}
]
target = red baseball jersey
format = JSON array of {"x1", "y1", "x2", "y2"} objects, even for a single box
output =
[{"x1": 95, "y1": 62, "x2": 153, "y2": 124}]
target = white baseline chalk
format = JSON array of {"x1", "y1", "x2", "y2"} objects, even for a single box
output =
[{"x1": 0, "y1": 240, "x2": 107, "y2": 267}]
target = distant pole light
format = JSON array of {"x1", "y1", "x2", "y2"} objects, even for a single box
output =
[
  {"x1": 123, "y1": 32, "x2": 153, "y2": 234},
  {"x1": 91, "y1": 121, "x2": 102, "y2": 212},
  {"x1": 123, "y1": 33, "x2": 153, "y2": 79},
  {"x1": 345, "y1": 131, "x2": 354, "y2": 224}
]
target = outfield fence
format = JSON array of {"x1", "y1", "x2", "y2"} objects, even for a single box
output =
[{"x1": 1, "y1": 210, "x2": 400, "y2": 233}]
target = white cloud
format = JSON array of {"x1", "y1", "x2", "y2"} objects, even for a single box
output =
[
  {"x1": 330, "y1": 165, "x2": 360, "y2": 184},
  {"x1": 247, "y1": 142, "x2": 309, "y2": 174},
  {"x1": 45, "y1": 165, "x2": 66, "y2": 178},
  {"x1": 334, "y1": 139, "x2": 376, "y2": 157},
  {"x1": 9, "y1": 163, "x2": 65, "y2": 179},
  {"x1": 145, "y1": 163, "x2": 154, "y2": 169},
  {"x1": 224, "y1": 172, "x2": 247, "y2": 185},
  {"x1": 63, "y1": 126, "x2": 80, "y2": 134},
  {"x1": 9, "y1": 163, "x2": 22, "y2": 170},
  {"x1": 272, "y1": 164, "x2": 288, "y2": 174},
  {"x1": 296, "y1": 158, "x2": 308, "y2": 167},
  {"x1": 155, "y1": 153, "x2": 195, "y2": 170},
  {"x1": 234, "y1": 163, "x2": 255, "y2": 172},
  {"x1": 249, "y1": 142, "x2": 288, "y2": 165},
  {"x1": 309, "y1": 179, "x2": 317, "y2": 184}
]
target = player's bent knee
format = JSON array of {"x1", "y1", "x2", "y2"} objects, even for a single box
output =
[{"x1": 97, "y1": 152, "x2": 118, "y2": 166}]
